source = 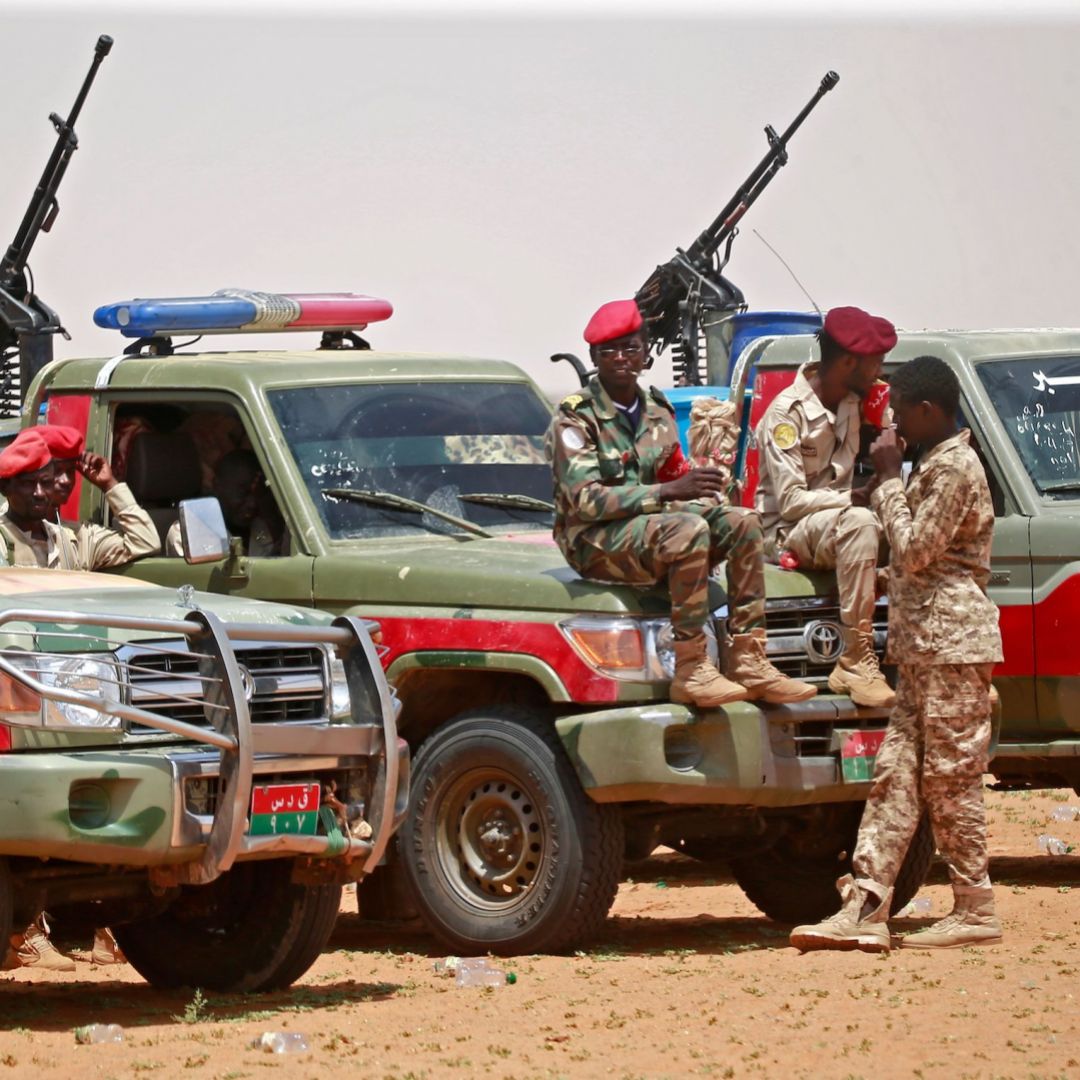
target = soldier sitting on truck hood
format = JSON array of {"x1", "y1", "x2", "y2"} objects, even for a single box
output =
[
  {"x1": 548, "y1": 298, "x2": 816, "y2": 709},
  {"x1": 755, "y1": 306, "x2": 896, "y2": 709},
  {"x1": 0, "y1": 424, "x2": 160, "y2": 570}
]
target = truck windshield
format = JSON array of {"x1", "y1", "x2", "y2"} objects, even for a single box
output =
[
  {"x1": 268, "y1": 381, "x2": 555, "y2": 538},
  {"x1": 978, "y1": 356, "x2": 1080, "y2": 497}
]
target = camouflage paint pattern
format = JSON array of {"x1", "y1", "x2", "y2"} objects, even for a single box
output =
[
  {"x1": 871, "y1": 429, "x2": 1003, "y2": 665},
  {"x1": 853, "y1": 662, "x2": 994, "y2": 890},
  {"x1": 548, "y1": 376, "x2": 765, "y2": 637}
]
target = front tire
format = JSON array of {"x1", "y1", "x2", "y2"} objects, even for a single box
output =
[
  {"x1": 399, "y1": 706, "x2": 623, "y2": 955},
  {"x1": 114, "y1": 861, "x2": 341, "y2": 993},
  {"x1": 730, "y1": 807, "x2": 934, "y2": 923}
]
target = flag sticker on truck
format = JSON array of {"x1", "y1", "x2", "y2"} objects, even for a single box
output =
[{"x1": 840, "y1": 730, "x2": 887, "y2": 782}]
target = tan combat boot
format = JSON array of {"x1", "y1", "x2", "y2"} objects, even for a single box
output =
[
  {"x1": 789, "y1": 874, "x2": 893, "y2": 953},
  {"x1": 727, "y1": 629, "x2": 817, "y2": 704},
  {"x1": 826, "y1": 620, "x2": 896, "y2": 708},
  {"x1": 91, "y1": 927, "x2": 126, "y2": 966},
  {"x1": 11, "y1": 913, "x2": 76, "y2": 972},
  {"x1": 901, "y1": 884, "x2": 1002, "y2": 949},
  {"x1": 671, "y1": 637, "x2": 748, "y2": 708}
]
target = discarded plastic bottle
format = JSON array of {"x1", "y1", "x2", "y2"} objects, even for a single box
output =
[
  {"x1": 1051, "y1": 806, "x2": 1080, "y2": 823},
  {"x1": 75, "y1": 1024, "x2": 124, "y2": 1045},
  {"x1": 455, "y1": 957, "x2": 505, "y2": 987},
  {"x1": 251, "y1": 1032, "x2": 310, "y2": 1055},
  {"x1": 897, "y1": 896, "x2": 931, "y2": 917},
  {"x1": 1037, "y1": 834, "x2": 1069, "y2": 855},
  {"x1": 433, "y1": 956, "x2": 460, "y2": 976}
]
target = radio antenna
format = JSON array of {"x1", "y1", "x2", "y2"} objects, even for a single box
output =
[{"x1": 752, "y1": 228, "x2": 821, "y2": 317}]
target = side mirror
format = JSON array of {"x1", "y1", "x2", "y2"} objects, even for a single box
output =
[{"x1": 179, "y1": 497, "x2": 230, "y2": 564}]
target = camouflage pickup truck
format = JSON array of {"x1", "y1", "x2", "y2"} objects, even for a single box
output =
[
  {"x1": 0, "y1": 565, "x2": 405, "y2": 991},
  {"x1": 25, "y1": 324, "x2": 932, "y2": 956}
]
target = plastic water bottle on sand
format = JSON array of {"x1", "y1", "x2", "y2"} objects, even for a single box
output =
[
  {"x1": 251, "y1": 1032, "x2": 310, "y2": 1054},
  {"x1": 75, "y1": 1024, "x2": 124, "y2": 1045},
  {"x1": 455, "y1": 958, "x2": 505, "y2": 987}
]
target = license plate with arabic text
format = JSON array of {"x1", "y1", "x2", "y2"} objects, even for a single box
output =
[
  {"x1": 840, "y1": 730, "x2": 887, "y2": 782},
  {"x1": 248, "y1": 781, "x2": 321, "y2": 836}
]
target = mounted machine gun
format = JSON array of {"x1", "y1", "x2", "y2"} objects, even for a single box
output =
[{"x1": 0, "y1": 34, "x2": 113, "y2": 417}]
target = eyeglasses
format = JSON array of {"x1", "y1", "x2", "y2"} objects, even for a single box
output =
[{"x1": 596, "y1": 341, "x2": 646, "y2": 362}]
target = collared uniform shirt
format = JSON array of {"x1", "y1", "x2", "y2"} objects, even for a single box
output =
[
  {"x1": 871, "y1": 429, "x2": 1002, "y2": 665},
  {"x1": 0, "y1": 483, "x2": 160, "y2": 570},
  {"x1": 546, "y1": 376, "x2": 679, "y2": 565},
  {"x1": 754, "y1": 361, "x2": 863, "y2": 541}
]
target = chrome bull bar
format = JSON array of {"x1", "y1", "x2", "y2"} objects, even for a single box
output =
[{"x1": 0, "y1": 609, "x2": 401, "y2": 886}]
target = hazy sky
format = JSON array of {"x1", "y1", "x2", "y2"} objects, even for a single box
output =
[{"x1": 3, "y1": 3, "x2": 1080, "y2": 395}]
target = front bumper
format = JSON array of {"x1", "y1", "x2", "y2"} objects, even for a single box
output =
[{"x1": 556, "y1": 695, "x2": 891, "y2": 809}]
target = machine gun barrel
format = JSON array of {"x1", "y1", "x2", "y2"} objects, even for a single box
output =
[
  {"x1": 687, "y1": 70, "x2": 838, "y2": 265},
  {"x1": 0, "y1": 34, "x2": 113, "y2": 284}
]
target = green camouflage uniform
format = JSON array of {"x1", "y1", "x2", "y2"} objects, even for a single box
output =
[
  {"x1": 854, "y1": 429, "x2": 1003, "y2": 892},
  {"x1": 547, "y1": 376, "x2": 765, "y2": 639}
]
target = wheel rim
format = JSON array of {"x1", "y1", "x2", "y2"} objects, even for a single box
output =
[{"x1": 434, "y1": 766, "x2": 547, "y2": 912}]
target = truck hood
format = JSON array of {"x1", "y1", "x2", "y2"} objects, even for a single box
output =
[
  {"x1": 316, "y1": 535, "x2": 828, "y2": 615},
  {"x1": 0, "y1": 567, "x2": 329, "y2": 652}
]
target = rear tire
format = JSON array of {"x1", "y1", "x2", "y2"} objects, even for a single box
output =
[
  {"x1": 730, "y1": 808, "x2": 934, "y2": 923},
  {"x1": 400, "y1": 706, "x2": 623, "y2": 955},
  {"x1": 114, "y1": 861, "x2": 340, "y2": 992}
]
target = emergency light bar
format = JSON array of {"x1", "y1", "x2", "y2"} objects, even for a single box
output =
[{"x1": 93, "y1": 289, "x2": 393, "y2": 338}]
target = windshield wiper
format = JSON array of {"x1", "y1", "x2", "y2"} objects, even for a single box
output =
[
  {"x1": 322, "y1": 488, "x2": 493, "y2": 539},
  {"x1": 458, "y1": 492, "x2": 555, "y2": 512},
  {"x1": 1040, "y1": 481, "x2": 1080, "y2": 493}
]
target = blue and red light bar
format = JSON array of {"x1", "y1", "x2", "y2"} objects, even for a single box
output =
[{"x1": 93, "y1": 289, "x2": 393, "y2": 338}]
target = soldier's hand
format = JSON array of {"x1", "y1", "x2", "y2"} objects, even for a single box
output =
[
  {"x1": 660, "y1": 466, "x2": 727, "y2": 502},
  {"x1": 850, "y1": 476, "x2": 879, "y2": 507},
  {"x1": 77, "y1": 451, "x2": 118, "y2": 492},
  {"x1": 869, "y1": 428, "x2": 905, "y2": 482}
]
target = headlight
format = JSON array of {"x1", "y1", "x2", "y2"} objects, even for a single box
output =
[
  {"x1": 8, "y1": 654, "x2": 121, "y2": 729},
  {"x1": 559, "y1": 615, "x2": 677, "y2": 682}
]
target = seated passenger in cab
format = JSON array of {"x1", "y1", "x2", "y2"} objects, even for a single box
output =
[{"x1": 167, "y1": 449, "x2": 284, "y2": 558}]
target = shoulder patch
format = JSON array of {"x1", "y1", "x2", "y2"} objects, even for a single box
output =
[
  {"x1": 559, "y1": 392, "x2": 591, "y2": 415},
  {"x1": 771, "y1": 421, "x2": 798, "y2": 451}
]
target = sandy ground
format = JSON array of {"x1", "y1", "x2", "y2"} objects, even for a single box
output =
[{"x1": 1, "y1": 786, "x2": 1078, "y2": 1080}]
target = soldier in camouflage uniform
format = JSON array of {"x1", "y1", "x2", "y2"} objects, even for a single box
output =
[
  {"x1": 791, "y1": 356, "x2": 1003, "y2": 954},
  {"x1": 549, "y1": 299, "x2": 815, "y2": 709},
  {"x1": 755, "y1": 306, "x2": 896, "y2": 708}
]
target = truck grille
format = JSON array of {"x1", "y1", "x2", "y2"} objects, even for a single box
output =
[
  {"x1": 736, "y1": 597, "x2": 889, "y2": 685},
  {"x1": 120, "y1": 641, "x2": 327, "y2": 730}
]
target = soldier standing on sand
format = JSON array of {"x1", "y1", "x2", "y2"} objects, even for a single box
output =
[
  {"x1": 755, "y1": 306, "x2": 896, "y2": 708},
  {"x1": 790, "y1": 355, "x2": 1003, "y2": 953},
  {"x1": 548, "y1": 299, "x2": 815, "y2": 709}
]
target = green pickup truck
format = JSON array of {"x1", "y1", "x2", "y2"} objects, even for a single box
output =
[
  {"x1": 0, "y1": 566, "x2": 406, "y2": 991},
  {"x1": 26, "y1": 329, "x2": 938, "y2": 956}
]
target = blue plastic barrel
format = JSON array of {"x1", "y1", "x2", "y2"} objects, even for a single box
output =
[{"x1": 729, "y1": 310, "x2": 823, "y2": 367}]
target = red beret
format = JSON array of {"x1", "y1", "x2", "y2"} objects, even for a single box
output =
[
  {"x1": 0, "y1": 430, "x2": 52, "y2": 479},
  {"x1": 38, "y1": 424, "x2": 84, "y2": 459},
  {"x1": 823, "y1": 306, "x2": 897, "y2": 356},
  {"x1": 584, "y1": 299, "x2": 644, "y2": 346}
]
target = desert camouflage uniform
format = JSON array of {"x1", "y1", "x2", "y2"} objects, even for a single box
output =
[
  {"x1": 755, "y1": 361, "x2": 881, "y2": 628},
  {"x1": 854, "y1": 429, "x2": 1003, "y2": 893},
  {"x1": 0, "y1": 484, "x2": 160, "y2": 570},
  {"x1": 548, "y1": 376, "x2": 765, "y2": 639}
]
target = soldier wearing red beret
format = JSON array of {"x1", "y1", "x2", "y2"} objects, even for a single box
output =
[
  {"x1": 548, "y1": 299, "x2": 816, "y2": 708},
  {"x1": 0, "y1": 424, "x2": 159, "y2": 574},
  {"x1": 754, "y1": 305, "x2": 897, "y2": 708}
]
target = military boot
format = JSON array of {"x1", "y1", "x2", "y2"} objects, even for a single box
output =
[
  {"x1": 727, "y1": 629, "x2": 817, "y2": 704},
  {"x1": 91, "y1": 927, "x2": 126, "y2": 966},
  {"x1": 901, "y1": 884, "x2": 1002, "y2": 949},
  {"x1": 11, "y1": 913, "x2": 76, "y2": 972},
  {"x1": 827, "y1": 621, "x2": 895, "y2": 708},
  {"x1": 789, "y1": 874, "x2": 893, "y2": 953},
  {"x1": 671, "y1": 637, "x2": 748, "y2": 708}
]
